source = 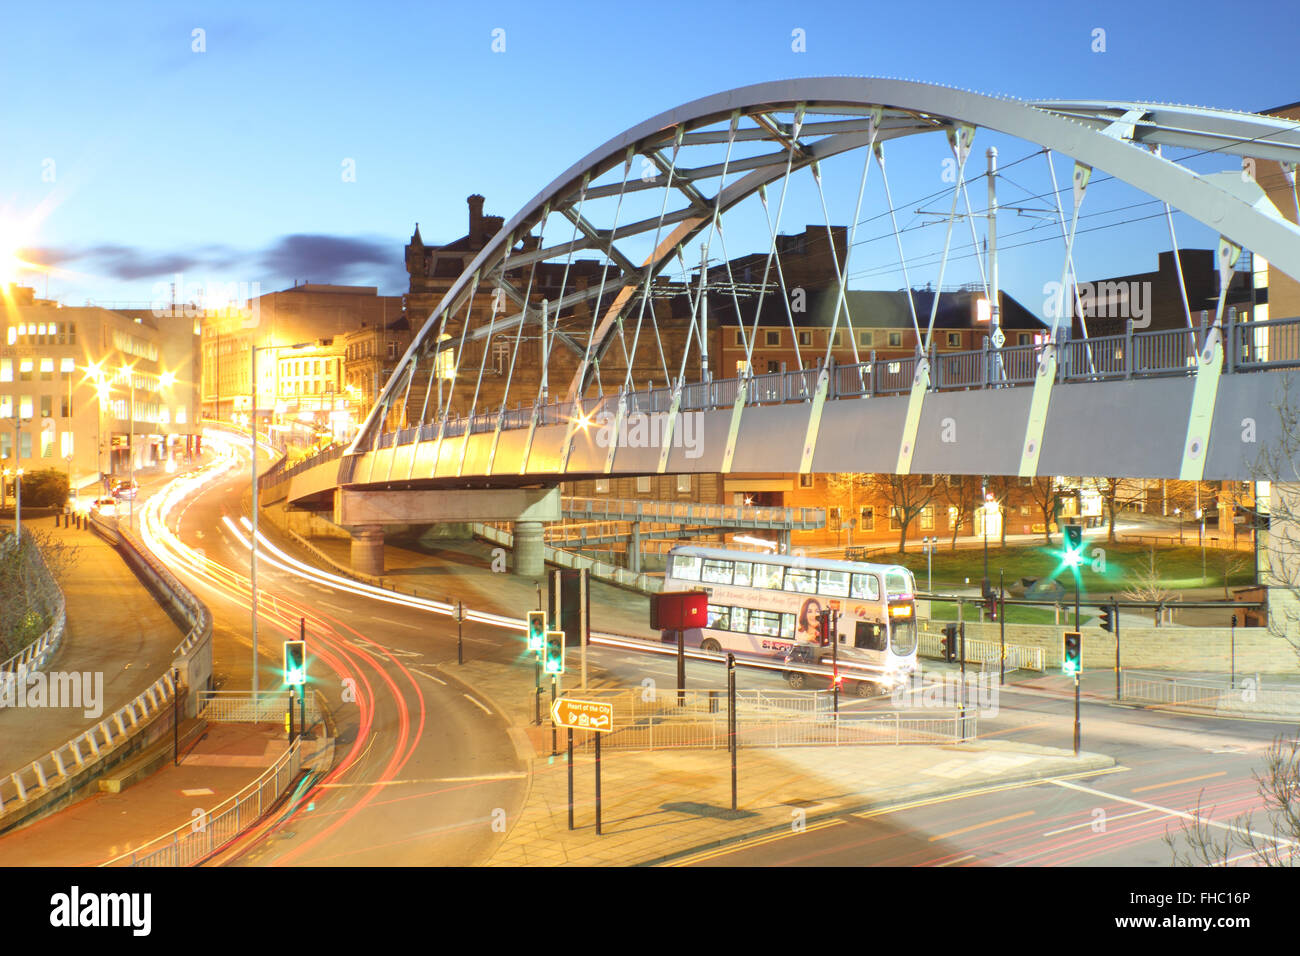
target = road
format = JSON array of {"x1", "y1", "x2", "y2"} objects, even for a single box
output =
[
  {"x1": 682, "y1": 678, "x2": 1295, "y2": 866},
  {"x1": 145, "y1": 433, "x2": 798, "y2": 865}
]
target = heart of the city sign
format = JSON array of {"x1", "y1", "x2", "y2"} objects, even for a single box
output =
[{"x1": 551, "y1": 698, "x2": 615, "y2": 732}]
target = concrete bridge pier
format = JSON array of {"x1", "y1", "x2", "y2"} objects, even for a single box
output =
[
  {"x1": 350, "y1": 525, "x2": 385, "y2": 577},
  {"x1": 334, "y1": 484, "x2": 560, "y2": 580},
  {"x1": 513, "y1": 521, "x2": 545, "y2": 577}
]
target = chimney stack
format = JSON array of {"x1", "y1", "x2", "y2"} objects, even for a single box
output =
[{"x1": 468, "y1": 194, "x2": 486, "y2": 246}]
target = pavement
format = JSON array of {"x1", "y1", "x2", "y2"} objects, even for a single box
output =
[
  {"x1": 0, "y1": 516, "x2": 185, "y2": 778},
  {"x1": 0, "y1": 722, "x2": 316, "y2": 866}
]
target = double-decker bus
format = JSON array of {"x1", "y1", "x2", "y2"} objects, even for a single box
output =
[{"x1": 660, "y1": 545, "x2": 918, "y2": 694}]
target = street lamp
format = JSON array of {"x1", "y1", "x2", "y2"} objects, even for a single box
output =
[
  {"x1": 921, "y1": 536, "x2": 937, "y2": 593},
  {"x1": 1197, "y1": 507, "x2": 1206, "y2": 583},
  {"x1": 250, "y1": 341, "x2": 309, "y2": 697}
]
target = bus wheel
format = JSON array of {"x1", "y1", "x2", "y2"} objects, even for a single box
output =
[
  {"x1": 854, "y1": 681, "x2": 876, "y2": 698},
  {"x1": 786, "y1": 671, "x2": 806, "y2": 690},
  {"x1": 701, "y1": 639, "x2": 722, "y2": 653}
]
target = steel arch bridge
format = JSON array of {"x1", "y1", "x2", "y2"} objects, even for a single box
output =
[{"x1": 269, "y1": 77, "x2": 1300, "y2": 510}]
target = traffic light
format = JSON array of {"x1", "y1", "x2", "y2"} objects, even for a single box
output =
[
  {"x1": 1098, "y1": 605, "x2": 1113, "y2": 633},
  {"x1": 1062, "y1": 631, "x2": 1082, "y2": 675},
  {"x1": 543, "y1": 630, "x2": 565, "y2": 675},
  {"x1": 817, "y1": 611, "x2": 833, "y2": 646},
  {"x1": 1063, "y1": 524, "x2": 1084, "y2": 567},
  {"x1": 283, "y1": 640, "x2": 306, "y2": 686},
  {"x1": 526, "y1": 610, "x2": 546, "y2": 652},
  {"x1": 940, "y1": 623, "x2": 958, "y2": 663}
]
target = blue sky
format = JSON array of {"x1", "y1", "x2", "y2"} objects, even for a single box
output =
[{"x1": 2, "y1": 0, "x2": 1297, "y2": 311}]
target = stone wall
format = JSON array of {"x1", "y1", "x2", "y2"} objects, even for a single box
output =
[{"x1": 928, "y1": 619, "x2": 1298, "y2": 676}]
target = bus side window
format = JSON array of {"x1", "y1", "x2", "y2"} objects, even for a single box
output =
[
  {"x1": 731, "y1": 607, "x2": 750, "y2": 632},
  {"x1": 780, "y1": 612, "x2": 796, "y2": 639},
  {"x1": 819, "y1": 570, "x2": 850, "y2": 597},
  {"x1": 752, "y1": 563, "x2": 782, "y2": 589},
  {"x1": 854, "y1": 622, "x2": 886, "y2": 652},
  {"x1": 851, "y1": 573, "x2": 880, "y2": 601},
  {"x1": 673, "y1": 554, "x2": 702, "y2": 581},
  {"x1": 784, "y1": 568, "x2": 817, "y2": 594},
  {"x1": 702, "y1": 559, "x2": 733, "y2": 584},
  {"x1": 707, "y1": 604, "x2": 731, "y2": 630},
  {"x1": 732, "y1": 561, "x2": 753, "y2": 587}
]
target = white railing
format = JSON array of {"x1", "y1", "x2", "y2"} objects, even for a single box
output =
[
  {"x1": 197, "y1": 690, "x2": 324, "y2": 726},
  {"x1": 101, "y1": 738, "x2": 305, "y2": 867},
  {"x1": 1121, "y1": 671, "x2": 1300, "y2": 716},
  {"x1": 574, "y1": 707, "x2": 974, "y2": 751},
  {"x1": 917, "y1": 628, "x2": 1045, "y2": 671},
  {"x1": 0, "y1": 672, "x2": 177, "y2": 817}
]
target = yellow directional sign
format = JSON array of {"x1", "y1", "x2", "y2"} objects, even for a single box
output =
[{"x1": 551, "y1": 697, "x2": 614, "y2": 733}]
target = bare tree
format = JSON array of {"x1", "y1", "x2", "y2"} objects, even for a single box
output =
[
  {"x1": 824, "y1": 473, "x2": 871, "y2": 547},
  {"x1": 1167, "y1": 735, "x2": 1300, "y2": 867},
  {"x1": 939, "y1": 475, "x2": 982, "y2": 550},
  {"x1": 865, "y1": 474, "x2": 935, "y2": 554},
  {"x1": 1090, "y1": 477, "x2": 1146, "y2": 544},
  {"x1": 984, "y1": 474, "x2": 1019, "y2": 547},
  {"x1": 1219, "y1": 550, "x2": 1248, "y2": 601},
  {"x1": 1024, "y1": 477, "x2": 1058, "y2": 545},
  {"x1": 1123, "y1": 545, "x2": 1177, "y2": 625}
]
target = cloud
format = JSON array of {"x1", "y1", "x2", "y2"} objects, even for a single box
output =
[
  {"x1": 259, "y1": 234, "x2": 395, "y2": 280},
  {"x1": 27, "y1": 233, "x2": 407, "y2": 294}
]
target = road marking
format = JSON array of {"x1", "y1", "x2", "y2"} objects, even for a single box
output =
[
  {"x1": 1131, "y1": 771, "x2": 1226, "y2": 793},
  {"x1": 928, "y1": 811, "x2": 1034, "y2": 843},
  {"x1": 936, "y1": 853, "x2": 976, "y2": 867},
  {"x1": 411, "y1": 669, "x2": 446, "y2": 685},
  {"x1": 374, "y1": 616, "x2": 421, "y2": 631},
  {"x1": 1049, "y1": 779, "x2": 1298, "y2": 847},
  {"x1": 463, "y1": 694, "x2": 492, "y2": 715},
  {"x1": 1042, "y1": 807, "x2": 1155, "y2": 837},
  {"x1": 318, "y1": 600, "x2": 349, "y2": 614}
]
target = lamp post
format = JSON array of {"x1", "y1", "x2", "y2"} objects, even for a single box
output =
[
  {"x1": 1197, "y1": 507, "x2": 1206, "y2": 584},
  {"x1": 250, "y1": 342, "x2": 309, "y2": 697},
  {"x1": 921, "y1": 536, "x2": 936, "y2": 593}
]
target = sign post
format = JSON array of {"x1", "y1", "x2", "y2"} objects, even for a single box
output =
[
  {"x1": 728, "y1": 653, "x2": 737, "y2": 811},
  {"x1": 551, "y1": 697, "x2": 615, "y2": 835}
]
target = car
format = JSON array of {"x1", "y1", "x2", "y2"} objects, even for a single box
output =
[
  {"x1": 111, "y1": 479, "x2": 139, "y2": 500},
  {"x1": 92, "y1": 497, "x2": 119, "y2": 517}
]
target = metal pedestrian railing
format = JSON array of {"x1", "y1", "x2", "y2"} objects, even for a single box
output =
[
  {"x1": 1121, "y1": 671, "x2": 1300, "y2": 715},
  {"x1": 197, "y1": 690, "x2": 324, "y2": 726},
  {"x1": 101, "y1": 738, "x2": 305, "y2": 867},
  {"x1": 560, "y1": 688, "x2": 973, "y2": 751}
]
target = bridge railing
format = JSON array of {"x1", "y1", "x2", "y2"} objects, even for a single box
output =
[
  {"x1": 1233, "y1": 313, "x2": 1300, "y2": 369},
  {"x1": 300, "y1": 314, "x2": 1297, "y2": 482}
]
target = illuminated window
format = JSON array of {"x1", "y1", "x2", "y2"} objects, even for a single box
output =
[
  {"x1": 19, "y1": 396, "x2": 33, "y2": 419},
  {"x1": 40, "y1": 358, "x2": 54, "y2": 381},
  {"x1": 60, "y1": 357, "x2": 75, "y2": 375},
  {"x1": 19, "y1": 359, "x2": 33, "y2": 381},
  {"x1": 0, "y1": 359, "x2": 10, "y2": 382},
  {"x1": 61, "y1": 431, "x2": 73, "y2": 457}
]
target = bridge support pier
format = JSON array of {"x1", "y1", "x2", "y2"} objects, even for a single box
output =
[
  {"x1": 350, "y1": 525, "x2": 385, "y2": 577},
  {"x1": 513, "y1": 521, "x2": 545, "y2": 577}
]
